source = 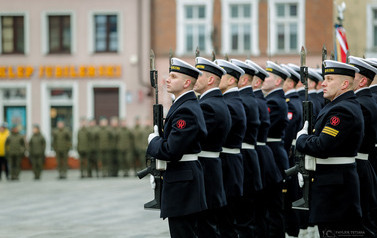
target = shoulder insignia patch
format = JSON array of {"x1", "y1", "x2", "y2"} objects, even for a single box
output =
[
  {"x1": 268, "y1": 107, "x2": 271, "y2": 113},
  {"x1": 287, "y1": 112, "x2": 293, "y2": 120},
  {"x1": 176, "y1": 119, "x2": 186, "y2": 129},
  {"x1": 321, "y1": 126, "x2": 339, "y2": 137},
  {"x1": 330, "y1": 116, "x2": 340, "y2": 126},
  {"x1": 286, "y1": 98, "x2": 290, "y2": 102}
]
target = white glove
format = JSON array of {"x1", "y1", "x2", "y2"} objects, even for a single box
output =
[
  {"x1": 149, "y1": 174, "x2": 156, "y2": 190},
  {"x1": 148, "y1": 125, "x2": 159, "y2": 144},
  {"x1": 298, "y1": 172, "x2": 304, "y2": 188},
  {"x1": 296, "y1": 121, "x2": 309, "y2": 140}
]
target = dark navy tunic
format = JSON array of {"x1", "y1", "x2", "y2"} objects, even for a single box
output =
[
  {"x1": 147, "y1": 91, "x2": 208, "y2": 219},
  {"x1": 198, "y1": 88, "x2": 230, "y2": 209},
  {"x1": 355, "y1": 88, "x2": 377, "y2": 233},
  {"x1": 296, "y1": 91, "x2": 363, "y2": 224},
  {"x1": 221, "y1": 89, "x2": 246, "y2": 198},
  {"x1": 254, "y1": 89, "x2": 283, "y2": 186},
  {"x1": 283, "y1": 90, "x2": 303, "y2": 158},
  {"x1": 239, "y1": 86, "x2": 263, "y2": 194},
  {"x1": 265, "y1": 88, "x2": 289, "y2": 177}
]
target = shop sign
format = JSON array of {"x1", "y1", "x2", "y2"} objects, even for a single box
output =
[{"x1": 0, "y1": 65, "x2": 122, "y2": 79}]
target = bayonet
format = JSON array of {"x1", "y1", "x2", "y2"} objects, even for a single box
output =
[
  {"x1": 346, "y1": 50, "x2": 350, "y2": 64},
  {"x1": 169, "y1": 49, "x2": 174, "y2": 66},
  {"x1": 330, "y1": 51, "x2": 335, "y2": 60},
  {"x1": 225, "y1": 54, "x2": 229, "y2": 61},
  {"x1": 322, "y1": 45, "x2": 327, "y2": 79},
  {"x1": 150, "y1": 49, "x2": 155, "y2": 71},
  {"x1": 212, "y1": 50, "x2": 216, "y2": 61},
  {"x1": 195, "y1": 46, "x2": 200, "y2": 57},
  {"x1": 300, "y1": 46, "x2": 306, "y2": 67}
]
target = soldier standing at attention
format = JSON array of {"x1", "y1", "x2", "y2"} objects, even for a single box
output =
[
  {"x1": 87, "y1": 118, "x2": 99, "y2": 178},
  {"x1": 0, "y1": 123, "x2": 10, "y2": 180},
  {"x1": 77, "y1": 117, "x2": 90, "y2": 178},
  {"x1": 194, "y1": 56, "x2": 230, "y2": 238},
  {"x1": 262, "y1": 61, "x2": 290, "y2": 238},
  {"x1": 117, "y1": 118, "x2": 133, "y2": 177},
  {"x1": 52, "y1": 120, "x2": 71, "y2": 179},
  {"x1": 280, "y1": 64, "x2": 303, "y2": 237},
  {"x1": 215, "y1": 59, "x2": 246, "y2": 237},
  {"x1": 231, "y1": 58, "x2": 263, "y2": 237},
  {"x1": 147, "y1": 58, "x2": 207, "y2": 238},
  {"x1": 248, "y1": 60, "x2": 284, "y2": 237},
  {"x1": 28, "y1": 124, "x2": 46, "y2": 180},
  {"x1": 6, "y1": 125, "x2": 25, "y2": 180},
  {"x1": 296, "y1": 60, "x2": 363, "y2": 234},
  {"x1": 349, "y1": 56, "x2": 377, "y2": 236},
  {"x1": 109, "y1": 116, "x2": 120, "y2": 177},
  {"x1": 98, "y1": 117, "x2": 111, "y2": 177},
  {"x1": 132, "y1": 117, "x2": 144, "y2": 175}
]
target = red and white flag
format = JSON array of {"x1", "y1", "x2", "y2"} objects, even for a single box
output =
[{"x1": 334, "y1": 25, "x2": 349, "y2": 63}]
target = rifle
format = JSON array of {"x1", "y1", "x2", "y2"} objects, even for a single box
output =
[
  {"x1": 285, "y1": 46, "x2": 313, "y2": 210},
  {"x1": 137, "y1": 49, "x2": 165, "y2": 210}
]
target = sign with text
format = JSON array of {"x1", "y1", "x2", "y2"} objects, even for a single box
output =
[{"x1": 0, "y1": 65, "x2": 122, "y2": 79}]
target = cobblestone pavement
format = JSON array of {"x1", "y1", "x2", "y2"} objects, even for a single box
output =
[{"x1": 0, "y1": 170, "x2": 170, "y2": 238}]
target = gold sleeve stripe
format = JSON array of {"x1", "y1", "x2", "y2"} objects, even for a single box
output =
[{"x1": 321, "y1": 126, "x2": 339, "y2": 137}]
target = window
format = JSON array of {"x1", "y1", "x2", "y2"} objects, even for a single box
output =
[
  {"x1": 1, "y1": 16, "x2": 24, "y2": 54},
  {"x1": 176, "y1": 0, "x2": 213, "y2": 55},
  {"x1": 48, "y1": 15, "x2": 71, "y2": 53},
  {"x1": 222, "y1": 0, "x2": 259, "y2": 55},
  {"x1": 367, "y1": 4, "x2": 377, "y2": 56},
  {"x1": 269, "y1": 0, "x2": 304, "y2": 55},
  {"x1": 95, "y1": 15, "x2": 118, "y2": 52}
]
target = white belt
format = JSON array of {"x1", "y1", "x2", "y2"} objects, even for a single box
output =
[
  {"x1": 316, "y1": 157, "x2": 356, "y2": 165},
  {"x1": 180, "y1": 154, "x2": 199, "y2": 162},
  {"x1": 221, "y1": 147, "x2": 240, "y2": 154},
  {"x1": 256, "y1": 142, "x2": 266, "y2": 146},
  {"x1": 198, "y1": 151, "x2": 220, "y2": 158},
  {"x1": 291, "y1": 139, "x2": 296, "y2": 146},
  {"x1": 356, "y1": 153, "x2": 368, "y2": 161},
  {"x1": 266, "y1": 138, "x2": 282, "y2": 142},
  {"x1": 241, "y1": 143, "x2": 255, "y2": 150}
]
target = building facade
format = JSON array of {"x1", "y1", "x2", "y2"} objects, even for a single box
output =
[
  {"x1": 151, "y1": 0, "x2": 334, "y2": 112},
  {"x1": 0, "y1": 0, "x2": 152, "y2": 155}
]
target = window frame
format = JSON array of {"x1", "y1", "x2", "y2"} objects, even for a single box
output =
[
  {"x1": 366, "y1": 3, "x2": 377, "y2": 57},
  {"x1": 41, "y1": 11, "x2": 76, "y2": 55},
  {"x1": 176, "y1": 0, "x2": 214, "y2": 56},
  {"x1": 221, "y1": 0, "x2": 259, "y2": 56},
  {"x1": 268, "y1": 0, "x2": 305, "y2": 55},
  {"x1": 48, "y1": 15, "x2": 71, "y2": 54},
  {"x1": 0, "y1": 12, "x2": 29, "y2": 55},
  {"x1": 88, "y1": 11, "x2": 122, "y2": 54}
]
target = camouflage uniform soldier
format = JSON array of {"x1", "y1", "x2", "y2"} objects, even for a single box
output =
[
  {"x1": 87, "y1": 119, "x2": 99, "y2": 177},
  {"x1": 117, "y1": 119, "x2": 133, "y2": 177},
  {"x1": 77, "y1": 118, "x2": 90, "y2": 178},
  {"x1": 98, "y1": 117, "x2": 111, "y2": 177},
  {"x1": 109, "y1": 117, "x2": 120, "y2": 177},
  {"x1": 52, "y1": 120, "x2": 72, "y2": 179},
  {"x1": 6, "y1": 126, "x2": 25, "y2": 180},
  {"x1": 132, "y1": 117, "x2": 145, "y2": 174},
  {"x1": 28, "y1": 124, "x2": 46, "y2": 180}
]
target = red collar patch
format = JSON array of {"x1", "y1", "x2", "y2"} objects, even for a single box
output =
[
  {"x1": 330, "y1": 116, "x2": 340, "y2": 126},
  {"x1": 176, "y1": 119, "x2": 186, "y2": 129}
]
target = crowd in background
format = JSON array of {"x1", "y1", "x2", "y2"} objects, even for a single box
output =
[{"x1": 0, "y1": 116, "x2": 151, "y2": 181}]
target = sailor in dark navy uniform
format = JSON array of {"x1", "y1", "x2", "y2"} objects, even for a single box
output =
[
  {"x1": 263, "y1": 61, "x2": 289, "y2": 176},
  {"x1": 231, "y1": 59, "x2": 262, "y2": 237},
  {"x1": 308, "y1": 68, "x2": 323, "y2": 119},
  {"x1": 215, "y1": 59, "x2": 246, "y2": 238},
  {"x1": 194, "y1": 57, "x2": 230, "y2": 238},
  {"x1": 281, "y1": 64, "x2": 303, "y2": 237},
  {"x1": 296, "y1": 60, "x2": 363, "y2": 234},
  {"x1": 147, "y1": 58, "x2": 207, "y2": 238},
  {"x1": 248, "y1": 60, "x2": 284, "y2": 238},
  {"x1": 349, "y1": 56, "x2": 377, "y2": 237},
  {"x1": 364, "y1": 59, "x2": 377, "y2": 176}
]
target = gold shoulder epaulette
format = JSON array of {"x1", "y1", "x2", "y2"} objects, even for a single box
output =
[{"x1": 286, "y1": 98, "x2": 290, "y2": 102}]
